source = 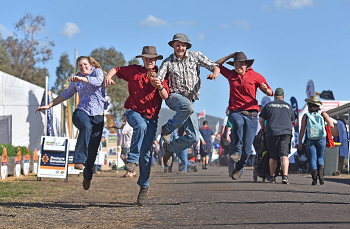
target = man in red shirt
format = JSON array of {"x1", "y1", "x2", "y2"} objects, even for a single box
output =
[
  {"x1": 104, "y1": 46, "x2": 169, "y2": 205},
  {"x1": 216, "y1": 52, "x2": 273, "y2": 180}
]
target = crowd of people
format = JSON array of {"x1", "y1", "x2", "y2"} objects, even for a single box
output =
[{"x1": 36, "y1": 32, "x2": 334, "y2": 206}]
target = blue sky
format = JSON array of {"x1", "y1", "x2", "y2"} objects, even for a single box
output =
[{"x1": 1, "y1": 0, "x2": 349, "y2": 118}]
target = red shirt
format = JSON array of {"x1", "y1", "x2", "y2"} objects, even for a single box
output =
[
  {"x1": 115, "y1": 65, "x2": 169, "y2": 119},
  {"x1": 219, "y1": 65, "x2": 272, "y2": 111}
]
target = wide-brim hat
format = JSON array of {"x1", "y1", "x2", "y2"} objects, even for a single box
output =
[
  {"x1": 305, "y1": 95, "x2": 322, "y2": 106},
  {"x1": 226, "y1": 52, "x2": 254, "y2": 67},
  {"x1": 168, "y1": 33, "x2": 192, "y2": 49},
  {"x1": 135, "y1": 46, "x2": 163, "y2": 60}
]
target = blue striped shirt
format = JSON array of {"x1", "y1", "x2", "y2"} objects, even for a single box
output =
[{"x1": 61, "y1": 67, "x2": 108, "y2": 116}]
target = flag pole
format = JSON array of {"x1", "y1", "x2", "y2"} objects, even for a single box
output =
[{"x1": 45, "y1": 76, "x2": 48, "y2": 136}]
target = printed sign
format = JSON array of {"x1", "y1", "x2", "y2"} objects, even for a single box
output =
[
  {"x1": 33, "y1": 148, "x2": 38, "y2": 174},
  {"x1": 15, "y1": 148, "x2": 21, "y2": 177},
  {"x1": 306, "y1": 79, "x2": 315, "y2": 99},
  {"x1": 67, "y1": 139, "x2": 82, "y2": 175},
  {"x1": 261, "y1": 96, "x2": 271, "y2": 107},
  {"x1": 1, "y1": 147, "x2": 7, "y2": 179},
  {"x1": 37, "y1": 137, "x2": 69, "y2": 179},
  {"x1": 23, "y1": 152, "x2": 30, "y2": 175},
  {"x1": 337, "y1": 120, "x2": 348, "y2": 158}
]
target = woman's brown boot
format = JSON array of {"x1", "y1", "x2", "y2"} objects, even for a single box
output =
[
  {"x1": 311, "y1": 169, "x2": 317, "y2": 185},
  {"x1": 318, "y1": 164, "x2": 324, "y2": 185}
]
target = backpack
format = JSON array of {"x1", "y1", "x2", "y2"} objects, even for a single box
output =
[{"x1": 305, "y1": 110, "x2": 326, "y2": 140}]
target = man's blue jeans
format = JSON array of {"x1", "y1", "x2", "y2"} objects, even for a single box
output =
[
  {"x1": 228, "y1": 111, "x2": 258, "y2": 170},
  {"x1": 179, "y1": 148, "x2": 189, "y2": 172},
  {"x1": 165, "y1": 93, "x2": 200, "y2": 154},
  {"x1": 306, "y1": 137, "x2": 326, "y2": 170},
  {"x1": 72, "y1": 109, "x2": 104, "y2": 180},
  {"x1": 126, "y1": 110, "x2": 158, "y2": 188}
]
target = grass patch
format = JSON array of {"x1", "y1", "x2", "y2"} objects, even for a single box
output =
[{"x1": 0, "y1": 182, "x2": 40, "y2": 199}]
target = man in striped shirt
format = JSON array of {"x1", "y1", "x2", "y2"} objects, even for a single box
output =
[{"x1": 153, "y1": 33, "x2": 220, "y2": 167}]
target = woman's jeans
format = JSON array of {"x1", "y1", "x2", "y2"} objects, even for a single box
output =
[
  {"x1": 72, "y1": 109, "x2": 104, "y2": 180},
  {"x1": 164, "y1": 93, "x2": 200, "y2": 154},
  {"x1": 228, "y1": 111, "x2": 258, "y2": 170},
  {"x1": 306, "y1": 137, "x2": 326, "y2": 170},
  {"x1": 126, "y1": 110, "x2": 158, "y2": 188}
]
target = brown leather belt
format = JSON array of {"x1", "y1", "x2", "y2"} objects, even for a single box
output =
[{"x1": 142, "y1": 115, "x2": 158, "y2": 120}]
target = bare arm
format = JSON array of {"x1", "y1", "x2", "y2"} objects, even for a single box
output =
[
  {"x1": 260, "y1": 83, "x2": 273, "y2": 96},
  {"x1": 259, "y1": 117, "x2": 266, "y2": 132},
  {"x1": 323, "y1": 112, "x2": 334, "y2": 128},
  {"x1": 104, "y1": 68, "x2": 117, "y2": 87},
  {"x1": 35, "y1": 95, "x2": 66, "y2": 113},
  {"x1": 298, "y1": 115, "x2": 307, "y2": 150},
  {"x1": 207, "y1": 65, "x2": 220, "y2": 81},
  {"x1": 69, "y1": 75, "x2": 89, "y2": 84},
  {"x1": 150, "y1": 78, "x2": 169, "y2": 100},
  {"x1": 216, "y1": 52, "x2": 236, "y2": 65}
]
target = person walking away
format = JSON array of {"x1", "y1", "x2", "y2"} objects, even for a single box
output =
[
  {"x1": 259, "y1": 88, "x2": 296, "y2": 184},
  {"x1": 104, "y1": 46, "x2": 169, "y2": 205},
  {"x1": 199, "y1": 120, "x2": 213, "y2": 169},
  {"x1": 153, "y1": 33, "x2": 220, "y2": 168},
  {"x1": 94, "y1": 127, "x2": 110, "y2": 174},
  {"x1": 298, "y1": 96, "x2": 334, "y2": 185},
  {"x1": 36, "y1": 56, "x2": 108, "y2": 190},
  {"x1": 216, "y1": 51, "x2": 273, "y2": 180}
]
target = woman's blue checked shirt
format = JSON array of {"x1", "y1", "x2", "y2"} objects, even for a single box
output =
[{"x1": 61, "y1": 67, "x2": 109, "y2": 116}]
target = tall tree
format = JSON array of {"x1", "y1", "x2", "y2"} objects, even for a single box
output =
[
  {"x1": 0, "y1": 35, "x2": 14, "y2": 75},
  {"x1": 90, "y1": 47, "x2": 128, "y2": 119},
  {"x1": 128, "y1": 58, "x2": 139, "y2": 66},
  {"x1": 2, "y1": 13, "x2": 54, "y2": 87},
  {"x1": 53, "y1": 53, "x2": 74, "y2": 94}
]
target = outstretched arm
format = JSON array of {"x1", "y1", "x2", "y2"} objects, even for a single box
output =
[
  {"x1": 207, "y1": 65, "x2": 220, "y2": 81},
  {"x1": 216, "y1": 52, "x2": 237, "y2": 65},
  {"x1": 104, "y1": 68, "x2": 117, "y2": 87},
  {"x1": 35, "y1": 95, "x2": 66, "y2": 113}
]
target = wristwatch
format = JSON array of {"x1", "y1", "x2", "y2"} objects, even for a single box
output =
[{"x1": 157, "y1": 85, "x2": 164, "y2": 91}]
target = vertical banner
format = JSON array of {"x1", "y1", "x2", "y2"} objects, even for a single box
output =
[
  {"x1": 66, "y1": 79, "x2": 73, "y2": 139},
  {"x1": 1, "y1": 147, "x2": 7, "y2": 179},
  {"x1": 306, "y1": 79, "x2": 315, "y2": 99},
  {"x1": 337, "y1": 120, "x2": 348, "y2": 158},
  {"x1": 15, "y1": 148, "x2": 21, "y2": 177},
  {"x1": 33, "y1": 148, "x2": 38, "y2": 174},
  {"x1": 40, "y1": 91, "x2": 55, "y2": 136},
  {"x1": 23, "y1": 152, "x2": 30, "y2": 175},
  {"x1": 290, "y1": 97, "x2": 299, "y2": 145},
  {"x1": 261, "y1": 96, "x2": 271, "y2": 107}
]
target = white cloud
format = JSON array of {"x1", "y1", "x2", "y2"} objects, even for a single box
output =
[
  {"x1": 0, "y1": 24, "x2": 13, "y2": 37},
  {"x1": 175, "y1": 21, "x2": 197, "y2": 26},
  {"x1": 219, "y1": 19, "x2": 250, "y2": 31},
  {"x1": 197, "y1": 32, "x2": 205, "y2": 41},
  {"x1": 61, "y1": 22, "x2": 81, "y2": 39},
  {"x1": 260, "y1": 4, "x2": 271, "y2": 10},
  {"x1": 140, "y1": 15, "x2": 167, "y2": 27},
  {"x1": 275, "y1": 0, "x2": 314, "y2": 10}
]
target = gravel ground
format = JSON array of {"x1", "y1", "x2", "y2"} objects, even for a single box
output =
[{"x1": 1, "y1": 164, "x2": 350, "y2": 228}]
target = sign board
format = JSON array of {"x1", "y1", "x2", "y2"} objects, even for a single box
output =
[
  {"x1": 23, "y1": 152, "x2": 30, "y2": 175},
  {"x1": 33, "y1": 148, "x2": 38, "y2": 174},
  {"x1": 37, "y1": 136, "x2": 69, "y2": 179},
  {"x1": 15, "y1": 148, "x2": 21, "y2": 177},
  {"x1": 67, "y1": 139, "x2": 83, "y2": 174},
  {"x1": 1, "y1": 147, "x2": 7, "y2": 179}
]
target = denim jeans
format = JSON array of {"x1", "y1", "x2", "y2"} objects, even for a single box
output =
[
  {"x1": 72, "y1": 109, "x2": 104, "y2": 180},
  {"x1": 306, "y1": 137, "x2": 326, "y2": 170},
  {"x1": 165, "y1": 93, "x2": 200, "y2": 154},
  {"x1": 228, "y1": 111, "x2": 258, "y2": 170},
  {"x1": 228, "y1": 131, "x2": 244, "y2": 175},
  {"x1": 178, "y1": 148, "x2": 189, "y2": 172},
  {"x1": 126, "y1": 109, "x2": 158, "y2": 188}
]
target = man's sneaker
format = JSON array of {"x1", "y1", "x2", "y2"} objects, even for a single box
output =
[
  {"x1": 124, "y1": 162, "x2": 135, "y2": 173},
  {"x1": 282, "y1": 175, "x2": 289, "y2": 184},
  {"x1": 161, "y1": 125, "x2": 171, "y2": 144},
  {"x1": 229, "y1": 154, "x2": 241, "y2": 162},
  {"x1": 137, "y1": 187, "x2": 148, "y2": 206},
  {"x1": 270, "y1": 176, "x2": 276, "y2": 183},
  {"x1": 163, "y1": 143, "x2": 173, "y2": 167}
]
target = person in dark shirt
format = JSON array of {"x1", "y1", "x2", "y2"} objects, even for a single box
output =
[
  {"x1": 199, "y1": 120, "x2": 213, "y2": 169},
  {"x1": 259, "y1": 88, "x2": 295, "y2": 184}
]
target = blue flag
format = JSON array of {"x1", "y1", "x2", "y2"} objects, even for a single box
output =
[
  {"x1": 290, "y1": 97, "x2": 299, "y2": 145},
  {"x1": 40, "y1": 91, "x2": 55, "y2": 136}
]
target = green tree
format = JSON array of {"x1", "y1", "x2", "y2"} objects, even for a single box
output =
[
  {"x1": 53, "y1": 53, "x2": 74, "y2": 94},
  {"x1": 0, "y1": 35, "x2": 14, "y2": 75},
  {"x1": 1, "y1": 13, "x2": 54, "y2": 87},
  {"x1": 128, "y1": 58, "x2": 139, "y2": 66},
  {"x1": 90, "y1": 47, "x2": 128, "y2": 119}
]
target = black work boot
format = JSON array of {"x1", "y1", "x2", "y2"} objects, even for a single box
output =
[
  {"x1": 137, "y1": 187, "x2": 148, "y2": 206},
  {"x1": 311, "y1": 169, "x2": 317, "y2": 185},
  {"x1": 318, "y1": 164, "x2": 324, "y2": 185}
]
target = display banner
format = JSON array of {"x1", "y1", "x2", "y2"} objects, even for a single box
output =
[
  {"x1": 33, "y1": 148, "x2": 38, "y2": 174},
  {"x1": 261, "y1": 96, "x2": 271, "y2": 107},
  {"x1": 23, "y1": 152, "x2": 30, "y2": 175},
  {"x1": 306, "y1": 79, "x2": 315, "y2": 99},
  {"x1": 290, "y1": 96, "x2": 299, "y2": 145},
  {"x1": 337, "y1": 120, "x2": 348, "y2": 158},
  {"x1": 37, "y1": 137, "x2": 69, "y2": 179},
  {"x1": 15, "y1": 148, "x2": 21, "y2": 177},
  {"x1": 1, "y1": 147, "x2": 7, "y2": 179}
]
